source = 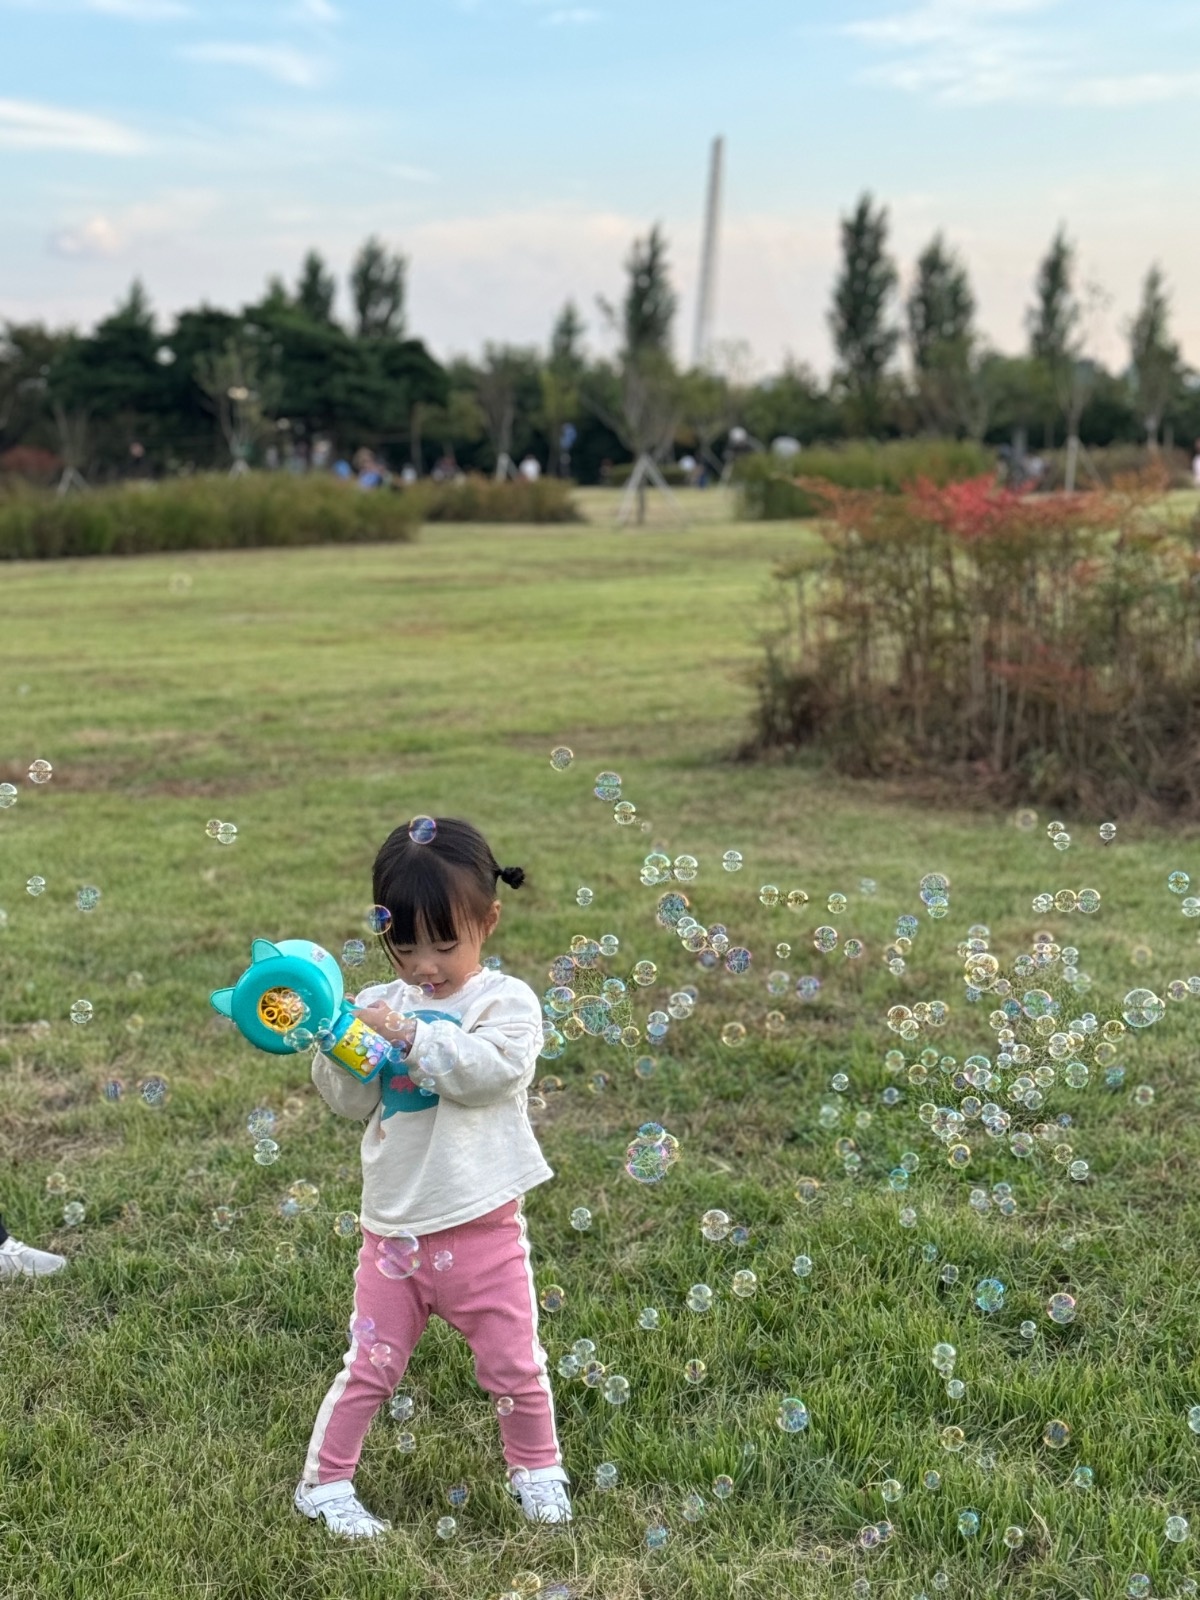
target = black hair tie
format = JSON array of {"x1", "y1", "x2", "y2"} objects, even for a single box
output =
[{"x1": 498, "y1": 865, "x2": 526, "y2": 890}]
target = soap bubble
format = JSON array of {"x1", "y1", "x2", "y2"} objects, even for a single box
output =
[
  {"x1": 570, "y1": 1206, "x2": 592, "y2": 1231},
  {"x1": 700, "y1": 1209, "x2": 731, "y2": 1241},
  {"x1": 1123, "y1": 988, "x2": 1165, "y2": 1028},
  {"x1": 76, "y1": 886, "x2": 101, "y2": 912},
  {"x1": 408, "y1": 815, "x2": 437, "y2": 845},
  {"x1": 253, "y1": 1138, "x2": 280, "y2": 1165},
  {"x1": 940, "y1": 1426, "x2": 966, "y2": 1452},
  {"x1": 813, "y1": 926, "x2": 838, "y2": 954},
  {"x1": 631, "y1": 960, "x2": 657, "y2": 987},
  {"x1": 595, "y1": 1462, "x2": 619, "y2": 1490},
  {"x1": 540, "y1": 1284, "x2": 566, "y2": 1313},
  {"x1": 341, "y1": 939, "x2": 366, "y2": 967},
  {"x1": 101, "y1": 1077, "x2": 124, "y2": 1101},
  {"x1": 1042, "y1": 1418, "x2": 1071, "y2": 1449},
  {"x1": 26, "y1": 876, "x2": 45, "y2": 896},
  {"x1": 724, "y1": 947, "x2": 751, "y2": 975},
  {"x1": 375, "y1": 1232, "x2": 420, "y2": 1280},
  {"x1": 722, "y1": 850, "x2": 743, "y2": 872},
  {"x1": 28, "y1": 758, "x2": 52, "y2": 784},
  {"x1": 638, "y1": 1307, "x2": 660, "y2": 1330},
  {"x1": 432, "y1": 1250, "x2": 453, "y2": 1271},
  {"x1": 365, "y1": 905, "x2": 393, "y2": 935},
  {"x1": 0, "y1": 783, "x2": 18, "y2": 808},
  {"x1": 1003, "y1": 1525, "x2": 1025, "y2": 1550},
  {"x1": 974, "y1": 1278, "x2": 1005, "y2": 1313},
  {"x1": 214, "y1": 821, "x2": 237, "y2": 846},
  {"x1": 1070, "y1": 1464, "x2": 1094, "y2": 1488},
  {"x1": 139, "y1": 1076, "x2": 169, "y2": 1108},
  {"x1": 720, "y1": 1021, "x2": 746, "y2": 1048},
  {"x1": 435, "y1": 1516, "x2": 456, "y2": 1540},
  {"x1": 923, "y1": 1470, "x2": 941, "y2": 1491},
  {"x1": 613, "y1": 800, "x2": 637, "y2": 826},
  {"x1": 881, "y1": 1479, "x2": 903, "y2": 1503},
  {"x1": 686, "y1": 1283, "x2": 714, "y2": 1313},
  {"x1": 826, "y1": 893, "x2": 847, "y2": 914},
  {"x1": 333, "y1": 1211, "x2": 358, "y2": 1239},
  {"x1": 575, "y1": 886, "x2": 593, "y2": 907},
  {"x1": 1047, "y1": 1292, "x2": 1077, "y2": 1325},
  {"x1": 69, "y1": 999, "x2": 94, "y2": 1025},
  {"x1": 776, "y1": 1397, "x2": 809, "y2": 1433},
  {"x1": 645, "y1": 1524, "x2": 668, "y2": 1551},
  {"x1": 1188, "y1": 1405, "x2": 1200, "y2": 1433},
  {"x1": 792, "y1": 1254, "x2": 813, "y2": 1278},
  {"x1": 1168, "y1": 871, "x2": 1191, "y2": 894},
  {"x1": 684, "y1": 1358, "x2": 707, "y2": 1385},
  {"x1": 368, "y1": 1342, "x2": 395, "y2": 1371},
  {"x1": 594, "y1": 770, "x2": 622, "y2": 801},
  {"x1": 212, "y1": 1205, "x2": 235, "y2": 1233},
  {"x1": 956, "y1": 1510, "x2": 980, "y2": 1537},
  {"x1": 731, "y1": 1269, "x2": 757, "y2": 1298},
  {"x1": 495, "y1": 1395, "x2": 515, "y2": 1417},
  {"x1": 786, "y1": 889, "x2": 809, "y2": 911},
  {"x1": 712, "y1": 1474, "x2": 734, "y2": 1500},
  {"x1": 549, "y1": 746, "x2": 574, "y2": 770},
  {"x1": 62, "y1": 1200, "x2": 85, "y2": 1228},
  {"x1": 1165, "y1": 1515, "x2": 1190, "y2": 1543}
]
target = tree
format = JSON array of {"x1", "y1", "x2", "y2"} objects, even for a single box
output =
[
  {"x1": 295, "y1": 250, "x2": 337, "y2": 325},
  {"x1": 0, "y1": 323, "x2": 70, "y2": 455},
  {"x1": 194, "y1": 335, "x2": 279, "y2": 470},
  {"x1": 907, "y1": 234, "x2": 981, "y2": 434},
  {"x1": 1129, "y1": 265, "x2": 1181, "y2": 449},
  {"x1": 47, "y1": 281, "x2": 166, "y2": 476},
  {"x1": 1025, "y1": 229, "x2": 1105, "y2": 488},
  {"x1": 476, "y1": 345, "x2": 541, "y2": 477},
  {"x1": 541, "y1": 302, "x2": 586, "y2": 476},
  {"x1": 621, "y1": 225, "x2": 676, "y2": 358},
  {"x1": 350, "y1": 236, "x2": 406, "y2": 341},
  {"x1": 828, "y1": 194, "x2": 900, "y2": 434}
]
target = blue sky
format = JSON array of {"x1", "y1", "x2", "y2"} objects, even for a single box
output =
[{"x1": 3, "y1": 0, "x2": 1199, "y2": 373}]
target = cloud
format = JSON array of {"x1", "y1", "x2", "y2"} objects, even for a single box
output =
[
  {"x1": 1065, "y1": 71, "x2": 1200, "y2": 107},
  {"x1": 181, "y1": 41, "x2": 324, "y2": 87},
  {"x1": 844, "y1": 0, "x2": 1065, "y2": 104},
  {"x1": 49, "y1": 215, "x2": 123, "y2": 257},
  {"x1": 84, "y1": 0, "x2": 192, "y2": 16},
  {"x1": 0, "y1": 98, "x2": 144, "y2": 153},
  {"x1": 47, "y1": 188, "x2": 221, "y2": 260}
]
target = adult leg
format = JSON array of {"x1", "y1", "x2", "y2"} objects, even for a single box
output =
[{"x1": 302, "y1": 1229, "x2": 433, "y2": 1485}]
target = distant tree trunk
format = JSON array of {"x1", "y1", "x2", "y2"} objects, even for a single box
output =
[{"x1": 409, "y1": 402, "x2": 423, "y2": 476}]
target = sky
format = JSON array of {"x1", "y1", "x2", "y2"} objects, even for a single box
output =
[{"x1": 2, "y1": 0, "x2": 1199, "y2": 376}]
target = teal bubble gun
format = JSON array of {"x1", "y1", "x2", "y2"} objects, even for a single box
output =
[{"x1": 210, "y1": 938, "x2": 397, "y2": 1083}]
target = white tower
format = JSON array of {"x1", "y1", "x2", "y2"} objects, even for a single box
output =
[{"x1": 691, "y1": 135, "x2": 724, "y2": 371}]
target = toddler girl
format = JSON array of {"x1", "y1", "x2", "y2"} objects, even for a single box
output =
[{"x1": 293, "y1": 818, "x2": 569, "y2": 1538}]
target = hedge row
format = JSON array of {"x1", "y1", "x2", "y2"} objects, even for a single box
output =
[{"x1": 735, "y1": 439, "x2": 997, "y2": 519}]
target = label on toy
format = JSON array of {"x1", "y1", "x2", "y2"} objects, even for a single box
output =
[{"x1": 329, "y1": 1017, "x2": 380, "y2": 1082}]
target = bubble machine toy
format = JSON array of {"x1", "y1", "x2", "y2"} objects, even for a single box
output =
[{"x1": 210, "y1": 938, "x2": 396, "y2": 1083}]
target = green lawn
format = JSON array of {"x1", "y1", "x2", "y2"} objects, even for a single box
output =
[{"x1": 1, "y1": 516, "x2": 1198, "y2": 1600}]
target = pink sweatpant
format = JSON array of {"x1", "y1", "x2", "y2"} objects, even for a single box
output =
[{"x1": 303, "y1": 1197, "x2": 563, "y2": 1485}]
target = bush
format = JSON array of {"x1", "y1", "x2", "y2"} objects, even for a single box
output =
[
  {"x1": 0, "y1": 473, "x2": 420, "y2": 560},
  {"x1": 407, "y1": 475, "x2": 580, "y2": 523},
  {"x1": 746, "y1": 474, "x2": 1200, "y2": 815},
  {"x1": 1035, "y1": 443, "x2": 1193, "y2": 492},
  {"x1": 736, "y1": 439, "x2": 997, "y2": 519}
]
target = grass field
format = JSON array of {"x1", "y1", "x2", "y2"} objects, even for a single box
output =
[{"x1": 1, "y1": 511, "x2": 1199, "y2": 1600}]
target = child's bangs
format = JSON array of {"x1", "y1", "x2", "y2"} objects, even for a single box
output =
[{"x1": 379, "y1": 854, "x2": 491, "y2": 949}]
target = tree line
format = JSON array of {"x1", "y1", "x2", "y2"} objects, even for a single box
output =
[{"x1": 0, "y1": 200, "x2": 1194, "y2": 488}]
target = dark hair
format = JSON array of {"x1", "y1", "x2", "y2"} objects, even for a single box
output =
[{"x1": 372, "y1": 817, "x2": 525, "y2": 947}]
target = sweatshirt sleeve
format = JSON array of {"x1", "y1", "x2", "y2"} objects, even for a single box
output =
[
  {"x1": 312, "y1": 1052, "x2": 383, "y2": 1120},
  {"x1": 411, "y1": 984, "x2": 544, "y2": 1109}
]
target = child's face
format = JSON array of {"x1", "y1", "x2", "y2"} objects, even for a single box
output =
[{"x1": 386, "y1": 901, "x2": 501, "y2": 998}]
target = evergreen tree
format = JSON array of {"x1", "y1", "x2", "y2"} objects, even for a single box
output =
[
  {"x1": 1129, "y1": 265, "x2": 1180, "y2": 448},
  {"x1": 350, "y1": 236, "x2": 406, "y2": 341},
  {"x1": 295, "y1": 250, "x2": 337, "y2": 325},
  {"x1": 542, "y1": 302, "x2": 586, "y2": 476},
  {"x1": 907, "y1": 234, "x2": 975, "y2": 372},
  {"x1": 622, "y1": 226, "x2": 676, "y2": 358},
  {"x1": 1027, "y1": 227, "x2": 1080, "y2": 370},
  {"x1": 828, "y1": 193, "x2": 900, "y2": 433},
  {"x1": 907, "y1": 234, "x2": 979, "y2": 434}
]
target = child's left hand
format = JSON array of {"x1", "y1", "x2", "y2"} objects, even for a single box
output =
[{"x1": 354, "y1": 1002, "x2": 417, "y2": 1051}]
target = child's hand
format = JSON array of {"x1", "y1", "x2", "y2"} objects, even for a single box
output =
[{"x1": 354, "y1": 1002, "x2": 417, "y2": 1051}]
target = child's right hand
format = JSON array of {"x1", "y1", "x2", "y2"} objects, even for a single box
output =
[{"x1": 353, "y1": 1001, "x2": 417, "y2": 1052}]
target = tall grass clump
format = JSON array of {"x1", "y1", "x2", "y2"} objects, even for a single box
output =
[
  {"x1": 409, "y1": 475, "x2": 580, "y2": 524},
  {"x1": 0, "y1": 473, "x2": 419, "y2": 560},
  {"x1": 736, "y1": 439, "x2": 996, "y2": 520},
  {"x1": 747, "y1": 473, "x2": 1200, "y2": 815}
]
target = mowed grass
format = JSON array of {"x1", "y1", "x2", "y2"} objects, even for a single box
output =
[{"x1": 1, "y1": 514, "x2": 1199, "y2": 1600}]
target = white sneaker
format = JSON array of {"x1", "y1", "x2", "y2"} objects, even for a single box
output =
[
  {"x1": 0, "y1": 1237, "x2": 67, "y2": 1280},
  {"x1": 508, "y1": 1465, "x2": 573, "y2": 1524},
  {"x1": 294, "y1": 1479, "x2": 391, "y2": 1540}
]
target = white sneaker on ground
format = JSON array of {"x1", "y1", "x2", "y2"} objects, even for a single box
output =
[
  {"x1": 0, "y1": 1237, "x2": 67, "y2": 1280},
  {"x1": 294, "y1": 1479, "x2": 391, "y2": 1540},
  {"x1": 508, "y1": 1465, "x2": 573, "y2": 1524}
]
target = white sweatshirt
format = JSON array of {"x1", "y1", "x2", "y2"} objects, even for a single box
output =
[{"x1": 310, "y1": 968, "x2": 553, "y2": 1236}]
